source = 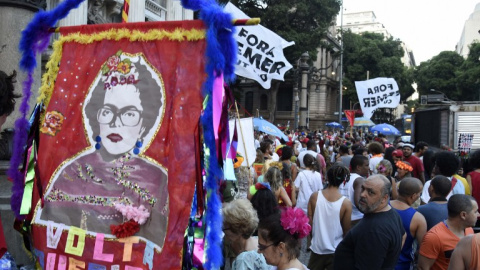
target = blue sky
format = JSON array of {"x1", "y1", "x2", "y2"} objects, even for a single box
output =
[{"x1": 340, "y1": 0, "x2": 480, "y2": 64}]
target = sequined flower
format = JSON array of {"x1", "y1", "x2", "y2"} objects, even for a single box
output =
[
  {"x1": 127, "y1": 74, "x2": 136, "y2": 84},
  {"x1": 117, "y1": 61, "x2": 131, "y2": 74},
  {"x1": 111, "y1": 77, "x2": 118, "y2": 87},
  {"x1": 106, "y1": 55, "x2": 121, "y2": 71},
  {"x1": 40, "y1": 111, "x2": 65, "y2": 136}
]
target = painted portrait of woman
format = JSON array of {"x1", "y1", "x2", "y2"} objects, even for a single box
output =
[{"x1": 36, "y1": 51, "x2": 169, "y2": 249}]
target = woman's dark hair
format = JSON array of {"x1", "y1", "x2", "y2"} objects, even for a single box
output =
[
  {"x1": 327, "y1": 164, "x2": 350, "y2": 187},
  {"x1": 258, "y1": 212, "x2": 300, "y2": 261},
  {"x1": 433, "y1": 151, "x2": 459, "y2": 177},
  {"x1": 354, "y1": 147, "x2": 367, "y2": 156},
  {"x1": 303, "y1": 154, "x2": 318, "y2": 171},
  {"x1": 281, "y1": 146, "x2": 293, "y2": 161},
  {"x1": 351, "y1": 144, "x2": 361, "y2": 153},
  {"x1": 368, "y1": 141, "x2": 384, "y2": 155},
  {"x1": 468, "y1": 149, "x2": 480, "y2": 170},
  {"x1": 85, "y1": 56, "x2": 163, "y2": 142},
  {"x1": 0, "y1": 70, "x2": 20, "y2": 116},
  {"x1": 250, "y1": 189, "x2": 279, "y2": 222},
  {"x1": 423, "y1": 149, "x2": 435, "y2": 180}
]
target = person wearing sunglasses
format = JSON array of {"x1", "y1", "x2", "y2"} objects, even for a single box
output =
[{"x1": 222, "y1": 199, "x2": 269, "y2": 270}]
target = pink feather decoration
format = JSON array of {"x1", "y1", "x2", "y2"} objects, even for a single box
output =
[{"x1": 114, "y1": 204, "x2": 150, "y2": 225}]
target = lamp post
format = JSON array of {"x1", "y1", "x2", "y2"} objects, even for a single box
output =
[
  {"x1": 430, "y1": 89, "x2": 454, "y2": 102},
  {"x1": 338, "y1": 0, "x2": 344, "y2": 124},
  {"x1": 293, "y1": 83, "x2": 299, "y2": 130},
  {"x1": 299, "y1": 52, "x2": 310, "y2": 129}
]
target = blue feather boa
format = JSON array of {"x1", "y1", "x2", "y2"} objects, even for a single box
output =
[
  {"x1": 182, "y1": 0, "x2": 237, "y2": 269},
  {"x1": 11, "y1": 0, "x2": 86, "y2": 218}
]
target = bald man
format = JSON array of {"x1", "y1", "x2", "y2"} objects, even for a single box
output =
[
  {"x1": 334, "y1": 175, "x2": 406, "y2": 269},
  {"x1": 391, "y1": 177, "x2": 427, "y2": 270}
]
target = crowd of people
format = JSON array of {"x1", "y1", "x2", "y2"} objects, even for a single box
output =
[{"x1": 222, "y1": 129, "x2": 480, "y2": 270}]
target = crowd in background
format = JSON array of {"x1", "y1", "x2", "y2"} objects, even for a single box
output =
[{"x1": 221, "y1": 128, "x2": 480, "y2": 270}]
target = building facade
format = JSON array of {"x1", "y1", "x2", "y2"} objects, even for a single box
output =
[{"x1": 456, "y1": 3, "x2": 480, "y2": 58}]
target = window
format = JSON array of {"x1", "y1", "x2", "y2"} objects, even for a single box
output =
[
  {"x1": 277, "y1": 86, "x2": 293, "y2": 111},
  {"x1": 245, "y1": 92, "x2": 254, "y2": 115},
  {"x1": 260, "y1": 94, "x2": 268, "y2": 110}
]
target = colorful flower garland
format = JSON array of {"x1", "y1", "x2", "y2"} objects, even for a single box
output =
[{"x1": 396, "y1": 161, "x2": 413, "y2": 172}]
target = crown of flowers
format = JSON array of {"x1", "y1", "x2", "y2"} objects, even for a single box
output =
[
  {"x1": 101, "y1": 50, "x2": 139, "y2": 90},
  {"x1": 376, "y1": 163, "x2": 387, "y2": 173},
  {"x1": 396, "y1": 161, "x2": 413, "y2": 172},
  {"x1": 280, "y1": 207, "x2": 311, "y2": 239},
  {"x1": 268, "y1": 161, "x2": 283, "y2": 171}
]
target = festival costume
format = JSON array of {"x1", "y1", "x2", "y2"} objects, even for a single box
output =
[
  {"x1": 334, "y1": 208, "x2": 405, "y2": 270},
  {"x1": 393, "y1": 206, "x2": 416, "y2": 270},
  {"x1": 279, "y1": 161, "x2": 296, "y2": 206},
  {"x1": 419, "y1": 222, "x2": 474, "y2": 270}
]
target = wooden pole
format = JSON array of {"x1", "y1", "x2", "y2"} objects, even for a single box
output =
[{"x1": 235, "y1": 101, "x2": 250, "y2": 167}]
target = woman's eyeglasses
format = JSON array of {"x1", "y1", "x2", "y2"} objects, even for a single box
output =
[
  {"x1": 257, "y1": 242, "x2": 276, "y2": 251},
  {"x1": 97, "y1": 106, "x2": 143, "y2": 127}
]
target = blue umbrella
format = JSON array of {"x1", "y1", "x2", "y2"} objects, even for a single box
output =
[
  {"x1": 253, "y1": 117, "x2": 289, "y2": 141},
  {"x1": 370, "y1": 123, "x2": 401, "y2": 136},
  {"x1": 325, "y1": 122, "x2": 343, "y2": 129}
]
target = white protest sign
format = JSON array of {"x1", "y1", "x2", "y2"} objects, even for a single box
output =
[
  {"x1": 229, "y1": 117, "x2": 256, "y2": 167},
  {"x1": 354, "y1": 77, "x2": 400, "y2": 119},
  {"x1": 224, "y1": 3, "x2": 294, "y2": 89}
]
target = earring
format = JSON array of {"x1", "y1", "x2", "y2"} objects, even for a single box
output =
[
  {"x1": 133, "y1": 140, "x2": 143, "y2": 155},
  {"x1": 280, "y1": 252, "x2": 283, "y2": 257},
  {"x1": 95, "y1": 136, "x2": 101, "y2": 150}
]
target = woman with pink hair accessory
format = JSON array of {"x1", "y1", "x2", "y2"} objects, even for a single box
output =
[{"x1": 257, "y1": 207, "x2": 311, "y2": 270}]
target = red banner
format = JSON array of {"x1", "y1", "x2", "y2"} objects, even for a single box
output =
[
  {"x1": 30, "y1": 21, "x2": 205, "y2": 269},
  {"x1": 344, "y1": 110, "x2": 355, "y2": 127}
]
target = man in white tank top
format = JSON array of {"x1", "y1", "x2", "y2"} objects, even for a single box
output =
[{"x1": 339, "y1": 155, "x2": 369, "y2": 225}]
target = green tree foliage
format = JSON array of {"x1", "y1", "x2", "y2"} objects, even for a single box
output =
[
  {"x1": 342, "y1": 31, "x2": 415, "y2": 103},
  {"x1": 456, "y1": 42, "x2": 480, "y2": 101},
  {"x1": 224, "y1": 0, "x2": 341, "y2": 61},
  {"x1": 413, "y1": 51, "x2": 464, "y2": 100}
]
